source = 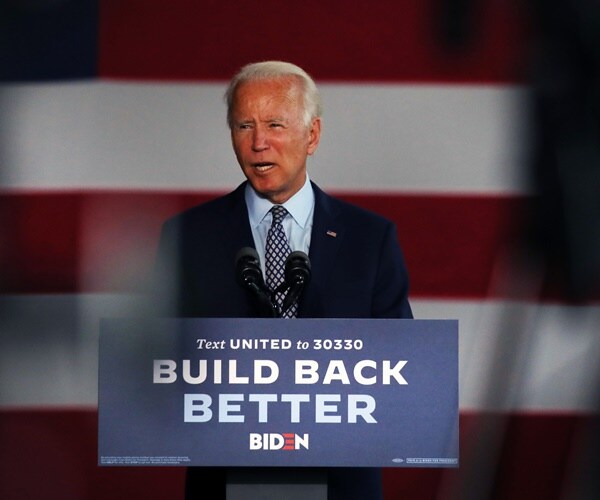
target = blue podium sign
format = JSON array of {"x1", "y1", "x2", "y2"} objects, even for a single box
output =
[{"x1": 98, "y1": 318, "x2": 458, "y2": 468}]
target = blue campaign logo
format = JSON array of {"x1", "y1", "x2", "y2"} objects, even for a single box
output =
[{"x1": 98, "y1": 318, "x2": 459, "y2": 468}]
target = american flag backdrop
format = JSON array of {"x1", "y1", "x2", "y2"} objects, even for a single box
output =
[{"x1": 1, "y1": 1, "x2": 599, "y2": 499}]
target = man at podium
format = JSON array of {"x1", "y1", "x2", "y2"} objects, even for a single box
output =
[{"x1": 153, "y1": 60, "x2": 413, "y2": 500}]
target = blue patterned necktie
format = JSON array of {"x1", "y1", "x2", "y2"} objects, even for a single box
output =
[{"x1": 265, "y1": 205, "x2": 297, "y2": 318}]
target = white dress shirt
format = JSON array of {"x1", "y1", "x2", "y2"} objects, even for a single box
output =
[{"x1": 244, "y1": 175, "x2": 315, "y2": 279}]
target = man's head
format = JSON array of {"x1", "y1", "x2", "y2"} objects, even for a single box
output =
[
  {"x1": 225, "y1": 61, "x2": 322, "y2": 129},
  {"x1": 225, "y1": 61, "x2": 322, "y2": 204}
]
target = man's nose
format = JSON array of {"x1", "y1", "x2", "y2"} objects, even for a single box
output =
[{"x1": 251, "y1": 127, "x2": 269, "y2": 151}]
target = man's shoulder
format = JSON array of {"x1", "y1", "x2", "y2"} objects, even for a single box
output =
[
  {"x1": 164, "y1": 183, "x2": 246, "y2": 227},
  {"x1": 314, "y1": 184, "x2": 394, "y2": 229}
]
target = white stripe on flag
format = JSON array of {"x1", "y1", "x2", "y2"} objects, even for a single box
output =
[
  {"x1": 1, "y1": 82, "x2": 530, "y2": 194},
  {"x1": 1, "y1": 295, "x2": 598, "y2": 411}
]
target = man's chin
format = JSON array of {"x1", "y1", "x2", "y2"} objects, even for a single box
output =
[
  {"x1": 253, "y1": 186, "x2": 294, "y2": 204},
  {"x1": 246, "y1": 176, "x2": 301, "y2": 204},
  {"x1": 247, "y1": 180, "x2": 279, "y2": 202}
]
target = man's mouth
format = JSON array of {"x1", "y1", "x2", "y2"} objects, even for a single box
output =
[{"x1": 252, "y1": 162, "x2": 275, "y2": 172}]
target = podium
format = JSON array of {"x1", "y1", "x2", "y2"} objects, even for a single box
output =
[
  {"x1": 226, "y1": 469, "x2": 327, "y2": 500},
  {"x1": 98, "y1": 318, "x2": 458, "y2": 497}
]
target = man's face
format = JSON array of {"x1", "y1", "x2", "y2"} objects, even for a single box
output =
[{"x1": 230, "y1": 77, "x2": 321, "y2": 204}]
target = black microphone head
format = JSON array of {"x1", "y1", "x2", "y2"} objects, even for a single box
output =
[
  {"x1": 285, "y1": 250, "x2": 311, "y2": 285},
  {"x1": 235, "y1": 247, "x2": 263, "y2": 287}
]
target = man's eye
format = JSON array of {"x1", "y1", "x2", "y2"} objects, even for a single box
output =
[
  {"x1": 238, "y1": 124, "x2": 252, "y2": 130},
  {"x1": 269, "y1": 123, "x2": 283, "y2": 128}
]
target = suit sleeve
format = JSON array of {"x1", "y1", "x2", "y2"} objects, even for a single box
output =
[{"x1": 371, "y1": 221, "x2": 413, "y2": 319}]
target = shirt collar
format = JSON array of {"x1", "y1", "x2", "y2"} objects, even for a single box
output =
[{"x1": 245, "y1": 175, "x2": 314, "y2": 229}]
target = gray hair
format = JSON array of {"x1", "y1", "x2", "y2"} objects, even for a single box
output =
[{"x1": 225, "y1": 61, "x2": 322, "y2": 129}]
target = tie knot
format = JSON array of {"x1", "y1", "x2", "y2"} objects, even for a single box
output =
[{"x1": 270, "y1": 205, "x2": 288, "y2": 225}]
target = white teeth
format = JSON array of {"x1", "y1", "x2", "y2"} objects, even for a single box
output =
[{"x1": 255, "y1": 164, "x2": 274, "y2": 172}]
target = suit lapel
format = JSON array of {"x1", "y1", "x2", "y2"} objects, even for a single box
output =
[
  {"x1": 301, "y1": 183, "x2": 344, "y2": 316},
  {"x1": 219, "y1": 182, "x2": 259, "y2": 317},
  {"x1": 226, "y1": 182, "x2": 256, "y2": 251}
]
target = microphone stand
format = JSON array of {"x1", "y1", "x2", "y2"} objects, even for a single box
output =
[
  {"x1": 236, "y1": 248, "x2": 311, "y2": 318},
  {"x1": 235, "y1": 248, "x2": 279, "y2": 318}
]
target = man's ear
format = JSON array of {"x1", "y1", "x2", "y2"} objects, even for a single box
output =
[{"x1": 307, "y1": 117, "x2": 321, "y2": 155}]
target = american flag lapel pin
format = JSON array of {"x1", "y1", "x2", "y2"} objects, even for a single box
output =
[{"x1": 326, "y1": 230, "x2": 337, "y2": 238}]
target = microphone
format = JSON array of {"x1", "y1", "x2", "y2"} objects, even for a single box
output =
[
  {"x1": 281, "y1": 251, "x2": 311, "y2": 315},
  {"x1": 235, "y1": 247, "x2": 278, "y2": 317}
]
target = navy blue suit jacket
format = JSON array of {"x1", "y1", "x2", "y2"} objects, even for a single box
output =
[
  {"x1": 155, "y1": 181, "x2": 412, "y2": 320},
  {"x1": 153, "y1": 181, "x2": 413, "y2": 500}
]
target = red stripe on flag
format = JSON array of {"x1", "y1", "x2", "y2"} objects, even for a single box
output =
[
  {"x1": 1, "y1": 190, "x2": 529, "y2": 299},
  {"x1": 0, "y1": 191, "x2": 206, "y2": 294},
  {"x1": 98, "y1": 0, "x2": 530, "y2": 83},
  {"x1": 0, "y1": 190, "x2": 545, "y2": 298},
  {"x1": 0, "y1": 409, "x2": 593, "y2": 500}
]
